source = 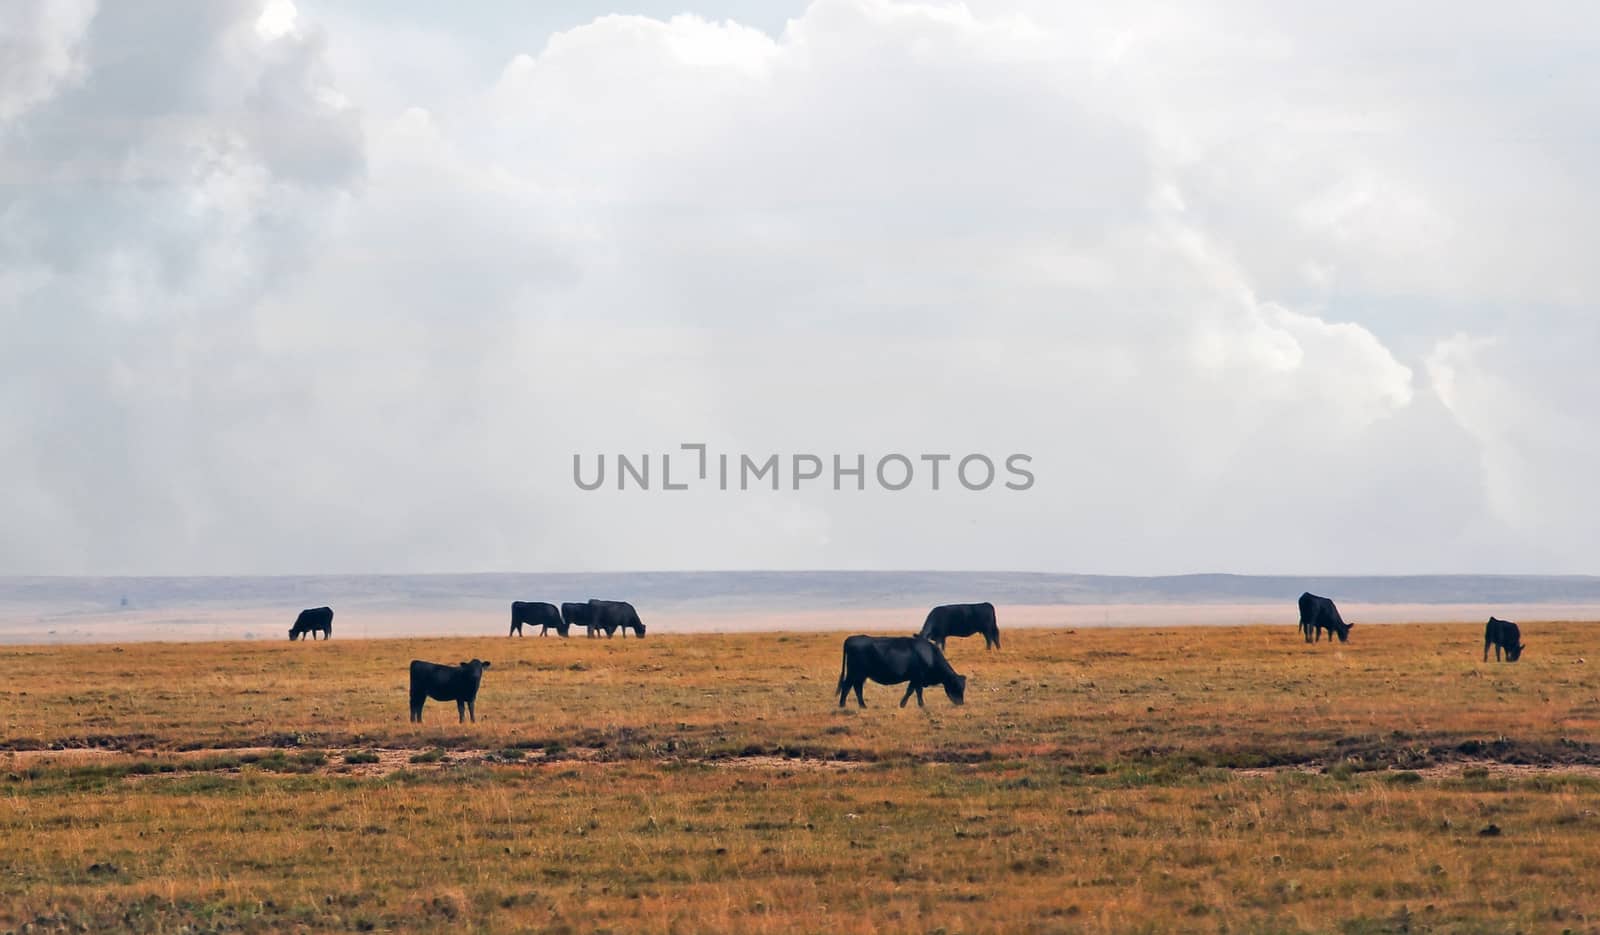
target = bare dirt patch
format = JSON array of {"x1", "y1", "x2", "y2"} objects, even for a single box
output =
[
  {"x1": 6, "y1": 744, "x2": 869, "y2": 782},
  {"x1": 1231, "y1": 759, "x2": 1600, "y2": 781},
  {"x1": 704, "y1": 753, "x2": 864, "y2": 772}
]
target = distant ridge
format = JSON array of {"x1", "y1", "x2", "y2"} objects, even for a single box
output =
[{"x1": 6, "y1": 571, "x2": 1600, "y2": 615}]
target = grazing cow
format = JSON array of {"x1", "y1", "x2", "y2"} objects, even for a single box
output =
[
  {"x1": 1483, "y1": 617, "x2": 1525, "y2": 662},
  {"x1": 561, "y1": 602, "x2": 594, "y2": 637},
  {"x1": 289, "y1": 607, "x2": 333, "y2": 641},
  {"x1": 837, "y1": 635, "x2": 967, "y2": 708},
  {"x1": 919, "y1": 602, "x2": 1000, "y2": 651},
  {"x1": 1298, "y1": 592, "x2": 1351, "y2": 644},
  {"x1": 510, "y1": 601, "x2": 565, "y2": 637},
  {"x1": 408, "y1": 659, "x2": 491, "y2": 723},
  {"x1": 588, "y1": 599, "x2": 646, "y2": 639}
]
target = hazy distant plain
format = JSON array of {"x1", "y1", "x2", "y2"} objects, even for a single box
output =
[{"x1": 3, "y1": 572, "x2": 1599, "y2": 643}]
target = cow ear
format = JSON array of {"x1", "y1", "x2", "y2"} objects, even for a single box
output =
[
  {"x1": 460, "y1": 660, "x2": 469, "y2": 667},
  {"x1": 482, "y1": 660, "x2": 491, "y2": 667}
]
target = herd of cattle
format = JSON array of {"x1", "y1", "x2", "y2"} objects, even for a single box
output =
[
  {"x1": 1296, "y1": 591, "x2": 1526, "y2": 662},
  {"x1": 289, "y1": 593, "x2": 1529, "y2": 722},
  {"x1": 509, "y1": 599, "x2": 646, "y2": 638}
]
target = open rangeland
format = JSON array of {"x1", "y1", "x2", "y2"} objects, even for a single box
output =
[{"x1": 3, "y1": 623, "x2": 1599, "y2": 933}]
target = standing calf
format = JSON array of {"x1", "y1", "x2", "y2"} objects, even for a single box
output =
[{"x1": 408, "y1": 659, "x2": 491, "y2": 723}]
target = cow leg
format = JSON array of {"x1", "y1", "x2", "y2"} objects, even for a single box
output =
[
  {"x1": 457, "y1": 700, "x2": 466, "y2": 723},
  {"x1": 468, "y1": 700, "x2": 476, "y2": 723},
  {"x1": 916, "y1": 685, "x2": 926, "y2": 707},
  {"x1": 854, "y1": 681, "x2": 867, "y2": 708},
  {"x1": 899, "y1": 685, "x2": 915, "y2": 708},
  {"x1": 409, "y1": 696, "x2": 423, "y2": 723}
]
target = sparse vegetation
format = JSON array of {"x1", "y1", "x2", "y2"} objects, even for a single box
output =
[{"x1": 2, "y1": 623, "x2": 1598, "y2": 931}]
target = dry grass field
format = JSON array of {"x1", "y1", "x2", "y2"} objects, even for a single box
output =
[{"x1": 3, "y1": 622, "x2": 1599, "y2": 933}]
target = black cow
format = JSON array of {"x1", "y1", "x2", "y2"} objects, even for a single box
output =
[
  {"x1": 408, "y1": 659, "x2": 491, "y2": 723},
  {"x1": 1298, "y1": 592, "x2": 1351, "y2": 644},
  {"x1": 562, "y1": 602, "x2": 594, "y2": 637},
  {"x1": 1484, "y1": 617, "x2": 1525, "y2": 662},
  {"x1": 510, "y1": 601, "x2": 565, "y2": 637},
  {"x1": 919, "y1": 602, "x2": 1000, "y2": 650},
  {"x1": 588, "y1": 599, "x2": 646, "y2": 639},
  {"x1": 289, "y1": 607, "x2": 333, "y2": 641},
  {"x1": 837, "y1": 635, "x2": 967, "y2": 708}
]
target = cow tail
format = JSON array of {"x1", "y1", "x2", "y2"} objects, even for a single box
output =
[{"x1": 837, "y1": 645, "x2": 849, "y2": 693}]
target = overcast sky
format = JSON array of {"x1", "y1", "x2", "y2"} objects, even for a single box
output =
[{"x1": 3, "y1": 1, "x2": 1598, "y2": 576}]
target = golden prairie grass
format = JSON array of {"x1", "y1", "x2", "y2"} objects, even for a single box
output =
[{"x1": 2, "y1": 622, "x2": 1599, "y2": 933}]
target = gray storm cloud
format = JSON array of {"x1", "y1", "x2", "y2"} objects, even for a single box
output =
[{"x1": 1, "y1": 0, "x2": 1596, "y2": 574}]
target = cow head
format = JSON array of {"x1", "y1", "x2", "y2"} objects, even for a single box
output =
[
  {"x1": 943, "y1": 673, "x2": 967, "y2": 706},
  {"x1": 288, "y1": 629, "x2": 300, "y2": 641},
  {"x1": 1334, "y1": 624, "x2": 1350, "y2": 643},
  {"x1": 1509, "y1": 642, "x2": 1525, "y2": 662},
  {"x1": 635, "y1": 622, "x2": 647, "y2": 638},
  {"x1": 459, "y1": 659, "x2": 491, "y2": 678}
]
